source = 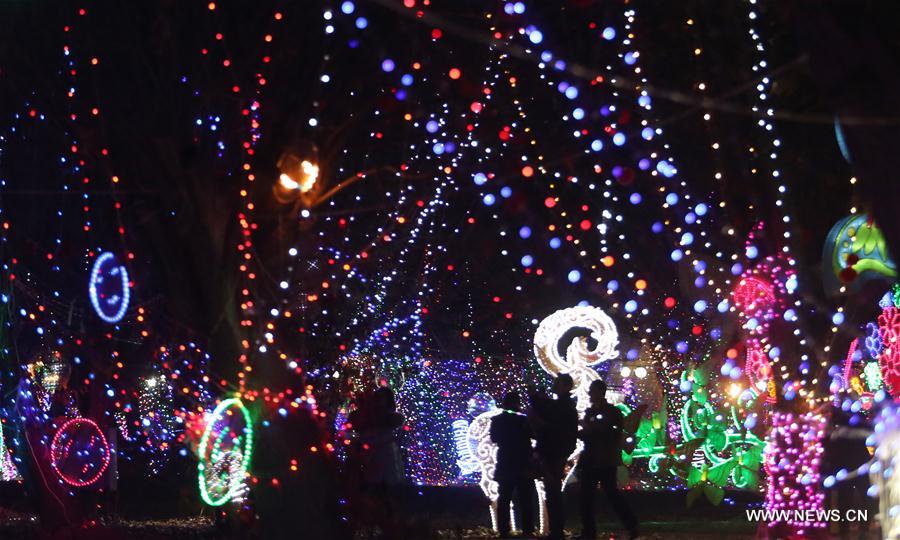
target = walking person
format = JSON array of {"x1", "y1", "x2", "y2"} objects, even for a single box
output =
[
  {"x1": 490, "y1": 392, "x2": 536, "y2": 538},
  {"x1": 577, "y1": 380, "x2": 639, "y2": 540},
  {"x1": 530, "y1": 374, "x2": 578, "y2": 540}
]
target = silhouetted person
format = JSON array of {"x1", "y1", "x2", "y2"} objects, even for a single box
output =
[
  {"x1": 530, "y1": 374, "x2": 578, "y2": 540},
  {"x1": 577, "y1": 380, "x2": 638, "y2": 540},
  {"x1": 349, "y1": 386, "x2": 405, "y2": 493},
  {"x1": 349, "y1": 386, "x2": 406, "y2": 536},
  {"x1": 490, "y1": 392, "x2": 535, "y2": 538}
]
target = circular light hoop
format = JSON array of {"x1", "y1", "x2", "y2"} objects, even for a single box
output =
[
  {"x1": 50, "y1": 417, "x2": 111, "y2": 487},
  {"x1": 197, "y1": 398, "x2": 254, "y2": 506},
  {"x1": 89, "y1": 252, "x2": 130, "y2": 323}
]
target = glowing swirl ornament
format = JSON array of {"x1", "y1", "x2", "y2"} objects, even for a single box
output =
[
  {"x1": 89, "y1": 252, "x2": 130, "y2": 323},
  {"x1": 50, "y1": 418, "x2": 111, "y2": 487},
  {"x1": 197, "y1": 398, "x2": 253, "y2": 506},
  {"x1": 533, "y1": 305, "x2": 619, "y2": 411}
]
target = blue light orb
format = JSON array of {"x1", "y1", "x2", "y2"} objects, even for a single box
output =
[
  {"x1": 426, "y1": 120, "x2": 439, "y2": 133},
  {"x1": 665, "y1": 192, "x2": 679, "y2": 205},
  {"x1": 641, "y1": 127, "x2": 654, "y2": 140},
  {"x1": 355, "y1": 17, "x2": 368, "y2": 29},
  {"x1": 473, "y1": 172, "x2": 487, "y2": 185},
  {"x1": 680, "y1": 232, "x2": 693, "y2": 246},
  {"x1": 629, "y1": 193, "x2": 642, "y2": 204},
  {"x1": 744, "y1": 414, "x2": 758, "y2": 430},
  {"x1": 567, "y1": 269, "x2": 581, "y2": 283},
  {"x1": 746, "y1": 245, "x2": 758, "y2": 259},
  {"x1": 381, "y1": 59, "x2": 395, "y2": 72},
  {"x1": 625, "y1": 300, "x2": 638, "y2": 312},
  {"x1": 529, "y1": 29, "x2": 543, "y2": 44},
  {"x1": 657, "y1": 161, "x2": 677, "y2": 178},
  {"x1": 341, "y1": 1, "x2": 355, "y2": 14},
  {"x1": 695, "y1": 203, "x2": 708, "y2": 216},
  {"x1": 602, "y1": 27, "x2": 616, "y2": 40},
  {"x1": 549, "y1": 237, "x2": 561, "y2": 249},
  {"x1": 626, "y1": 348, "x2": 639, "y2": 360},
  {"x1": 607, "y1": 280, "x2": 619, "y2": 291},
  {"x1": 519, "y1": 226, "x2": 532, "y2": 239},
  {"x1": 670, "y1": 249, "x2": 683, "y2": 261},
  {"x1": 590, "y1": 139, "x2": 604, "y2": 152},
  {"x1": 676, "y1": 341, "x2": 689, "y2": 354},
  {"x1": 483, "y1": 194, "x2": 496, "y2": 206},
  {"x1": 500, "y1": 186, "x2": 512, "y2": 198},
  {"x1": 832, "y1": 312, "x2": 845, "y2": 325},
  {"x1": 572, "y1": 108, "x2": 585, "y2": 120},
  {"x1": 564, "y1": 86, "x2": 579, "y2": 99},
  {"x1": 693, "y1": 300, "x2": 707, "y2": 313},
  {"x1": 651, "y1": 222, "x2": 664, "y2": 233},
  {"x1": 612, "y1": 133, "x2": 626, "y2": 146},
  {"x1": 521, "y1": 255, "x2": 533, "y2": 267}
]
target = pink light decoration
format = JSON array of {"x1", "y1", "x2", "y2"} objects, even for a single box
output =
[
  {"x1": 732, "y1": 275, "x2": 777, "y2": 328},
  {"x1": 50, "y1": 417, "x2": 110, "y2": 487},
  {"x1": 745, "y1": 343, "x2": 773, "y2": 402},
  {"x1": 842, "y1": 338, "x2": 858, "y2": 391},
  {"x1": 878, "y1": 307, "x2": 900, "y2": 396},
  {"x1": 731, "y1": 256, "x2": 794, "y2": 403},
  {"x1": 763, "y1": 412, "x2": 827, "y2": 538}
]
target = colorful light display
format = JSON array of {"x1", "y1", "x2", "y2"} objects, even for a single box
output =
[
  {"x1": 823, "y1": 214, "x2": 896, "y2": 294},
  {"x1": 763, "y1": 412, "x2": 827, "y2": 537},
  {"x1": 50, "y1": 418, "x2": 111, "y2": 488},
  {"x1": 197, "y1": 398, "x2": 254, "y2": 507},
  {"x1": 0, "y1": 1, "x2": 863, "y2": 532},
  {"x1": 877, "y1": 307, "x2": 900, "y2": 396}
]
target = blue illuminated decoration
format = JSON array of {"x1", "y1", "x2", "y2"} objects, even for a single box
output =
[
  {"x1": 89, "y1": 252, "x2": 130, "y2": 323},
  {"x1": 834, "y1": 116, "x2": 851, "y2": 163}
]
